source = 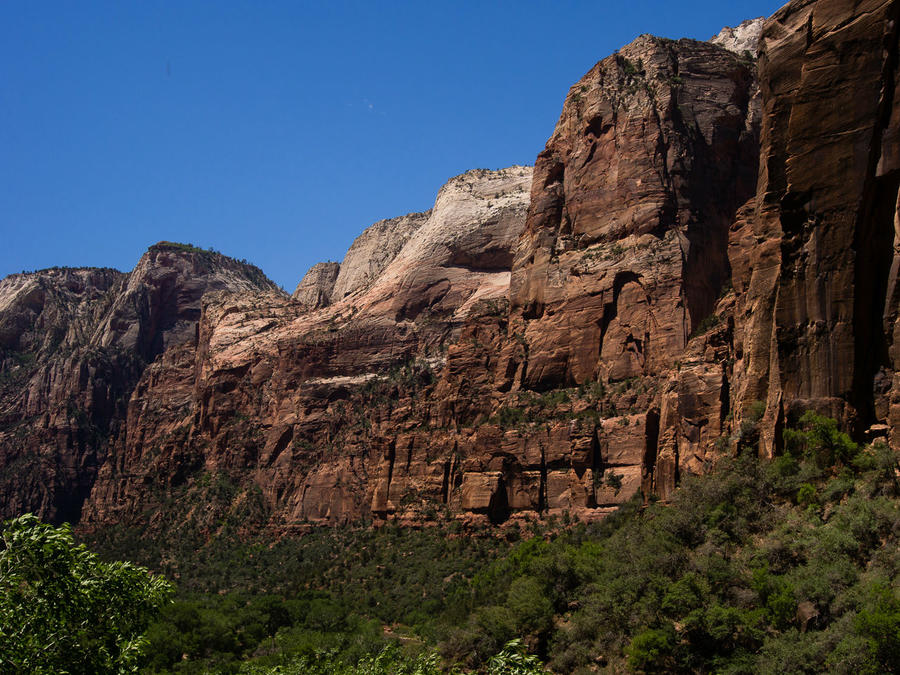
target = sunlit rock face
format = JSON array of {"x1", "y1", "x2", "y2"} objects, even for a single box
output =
[
  {"x1": 507, "y1": 35, "x2": 759, "y2": 390},
  {"x1": 69, "y1": 166, "x2": 535, "y2": 530},
  {"x1": 293, "y1": 262, "x2": 340, "y2": 310},
  {"x1": 710, "y1": 18, "x2": 765, "y2": 55},
  {"x1": 329, "y1": 211, "x2": 430, "y2": 303},
  {"x1": 3, "y1": 0, "x2": 900, "y2": 533}
]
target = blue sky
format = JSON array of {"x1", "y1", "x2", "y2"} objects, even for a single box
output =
[{"x1": 1, "y1": 1, "x2": 784, "y2": 292}]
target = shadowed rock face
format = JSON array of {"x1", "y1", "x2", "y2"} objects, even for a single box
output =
[
  {"x1": 727, "y1": 0, "x2": 900, "y2": 455},
  {"x1": 0, "y1": 267, "x2": 126, "y2": 521},
  {"x1": 651, "y1": 0, "x2": 900, "y2": 496},
  {"x1": 2, "y1": 0, "x2": 898, "y2": 533}
]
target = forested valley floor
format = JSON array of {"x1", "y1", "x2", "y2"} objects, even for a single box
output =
[{"x1": 78, "y1": 413, "x2": 900, "y2": 674}]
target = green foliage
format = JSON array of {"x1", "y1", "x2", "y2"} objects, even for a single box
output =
[
  {"x1": 148, "y1": 242, "x2": 270, "y2": 287},
  {"x1": 115, "y1": 524, "x2": 520, "y2": 672},
  {"x1": 237, "y1": 644, "x2": 444, "y2": 675},
  {"x1": 691, "y1": 312, "x2": 722, "y2": 338},
  {"x1": 459, "y1": 414, "x2": 898, "y2": 672},
  {"x1": 853, "y1": 582, "x2": 900, "y2": 671},
  {"x1": 750, "y1": 565, "x2": 795, "y2": 630},
  {"x1": 151, "y1": 241, "x2": 211, "y2": 254},
  {"x1": 493, "y1": 406, "x2": 527, "y2": 428},
  {"x1": 386, "y1": 358, "x2": 435, "y2": 391},
  {"x1": 0, "y1": 514, "x2": 173, "y2": 673},
  {"x1": 783, "y1": 410, "x2": 860, "y2": 469},
  {"x1": 623, "y1": 59, "x2": 638, "y2": 76},
  {"x1": 604, "y1": 470, "x2": 623, "y2": 492},
  {"x1": 626, "y1": 624, "x2": 676, "y2": 672},
  {"x1": 487, "y1": 639, "x2": 548, "y2": 674},
  {"x1": 506, "y1": 577, "x2": 553, "y2": 637},
  {"x1": 732, "y1": 399, "x2": 766, "y2": 451},
  {"x1": 88, "y1": 412, "x2": 899, "y2": 674},
  {"x1": 797, "y1": 482, "x2": 818, "y2": 507},
  {"x1": 0, "y1": 350, "x2": 37, "y2": 390},
  {"x1": 538, "y1": 389, "x2": 570, "y2": 408}
]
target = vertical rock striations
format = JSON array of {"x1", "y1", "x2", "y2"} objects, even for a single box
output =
[
  {"x1": 3, "y1": 0, "x2": 899, "y2": 533},
  {"x1": 507, "y1": 36, "x2": 759, "y2": 390},
  {"x1": 728, "y1": 0, "x2": 900, "y2": 454}
]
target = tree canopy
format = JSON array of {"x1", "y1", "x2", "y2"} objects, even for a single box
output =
[{"x1": 0, "y1": 513, "x2": 173, "y2": 674}]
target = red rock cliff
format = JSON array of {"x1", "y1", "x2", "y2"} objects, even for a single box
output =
[{"x1": 1, "y1": 0, "x2": 898, "y2": 533}]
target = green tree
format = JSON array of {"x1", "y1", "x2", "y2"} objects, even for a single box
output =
[
  {"x1": 625, "y1": 625, "x2": 677, "y2": 673},
  {"x1": 0, "y1": 513, "x2": 173, "y2": 674},
  {"x1": 487, "y1": 639, "x2": 548, "y2": 674},
  {"x1": 783, "y1": 411, "x2": 859, "y2": 469},
  {"x1": 506, "y1": 576, "x2": 553, "y2": 638},
  {"x1": 854, "y1": 580, "x2": 900, "y2": 672}
]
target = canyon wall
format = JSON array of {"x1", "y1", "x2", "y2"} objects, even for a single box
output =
[{"x1": 1, "y1": 0, "x2": 897, "y2": 534}]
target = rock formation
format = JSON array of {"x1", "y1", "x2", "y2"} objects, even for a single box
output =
[
  {"x1": 507, "y1": 34, "x2": 759, "y2": 390},
  {"x1": 729, "y1": 0, "x2": 900, "y2": 453},
  {"x1": 292, "y1": 262, "x2": 340, "y2": 309},
  {"x1": 330, "y1": 212, "x2": 430, "y2": 303},
  {"x1": 1, "y1": 0, "x2": 898, "y2": 534},
  {"x1": 652, "y1": 0, "x2": 900, "y2": 494},
  {"x1": 711, "y1": 18, "x2": 765, "y2": 55},
  {"x1": 0, "y1": 245, "x2": 279, "y2": 523}
]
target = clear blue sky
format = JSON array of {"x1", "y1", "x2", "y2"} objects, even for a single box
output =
[{"x1": 1, "y1": 1, "x2": 784, "y2": 292}]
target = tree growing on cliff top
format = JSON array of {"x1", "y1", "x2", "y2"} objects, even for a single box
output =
[{"x1": 0, "y1": 513, "x2": 173, "y2": 673}]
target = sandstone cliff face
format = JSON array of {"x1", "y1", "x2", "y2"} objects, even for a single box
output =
[
  {"x1": 78, "y1": 166, "x2": 534, "y2": 530},
  {"x1": 345, "y1": 167, "x2": 532, "y2": 325},
  {"x1": 330, "y1": 212, "x2": 430, "y2": 303},
  {"x1": 292, "y1": 262, "x2": 340, "y2": 309},
  {"x1": 3, "y1": 0, "x2": 898, "y2": 533},
  {"x1": 0, "y1": 267, "x2": 127, "y2": 521},
  {"x1": 69, "y1": 30, "x2": 762, "y2": 531},
  {"x1": 0, "y1": 246, "x2": 280, "y2": 523},
  {"x1": 0, "y1": 268, "x2": 124, "y2": 358},
  {"x1": 507, "y1": 36, "x2": 759, "y2": 390},
  {"x1": 649, "y1": 0, "x2": 900, "y2": 495},
  {"x1": 727, "y1": 0, "x2": 900, "y2": 455},
  {"x1": 97, "y1": 243, "x2": 280, "y2": 359}
]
